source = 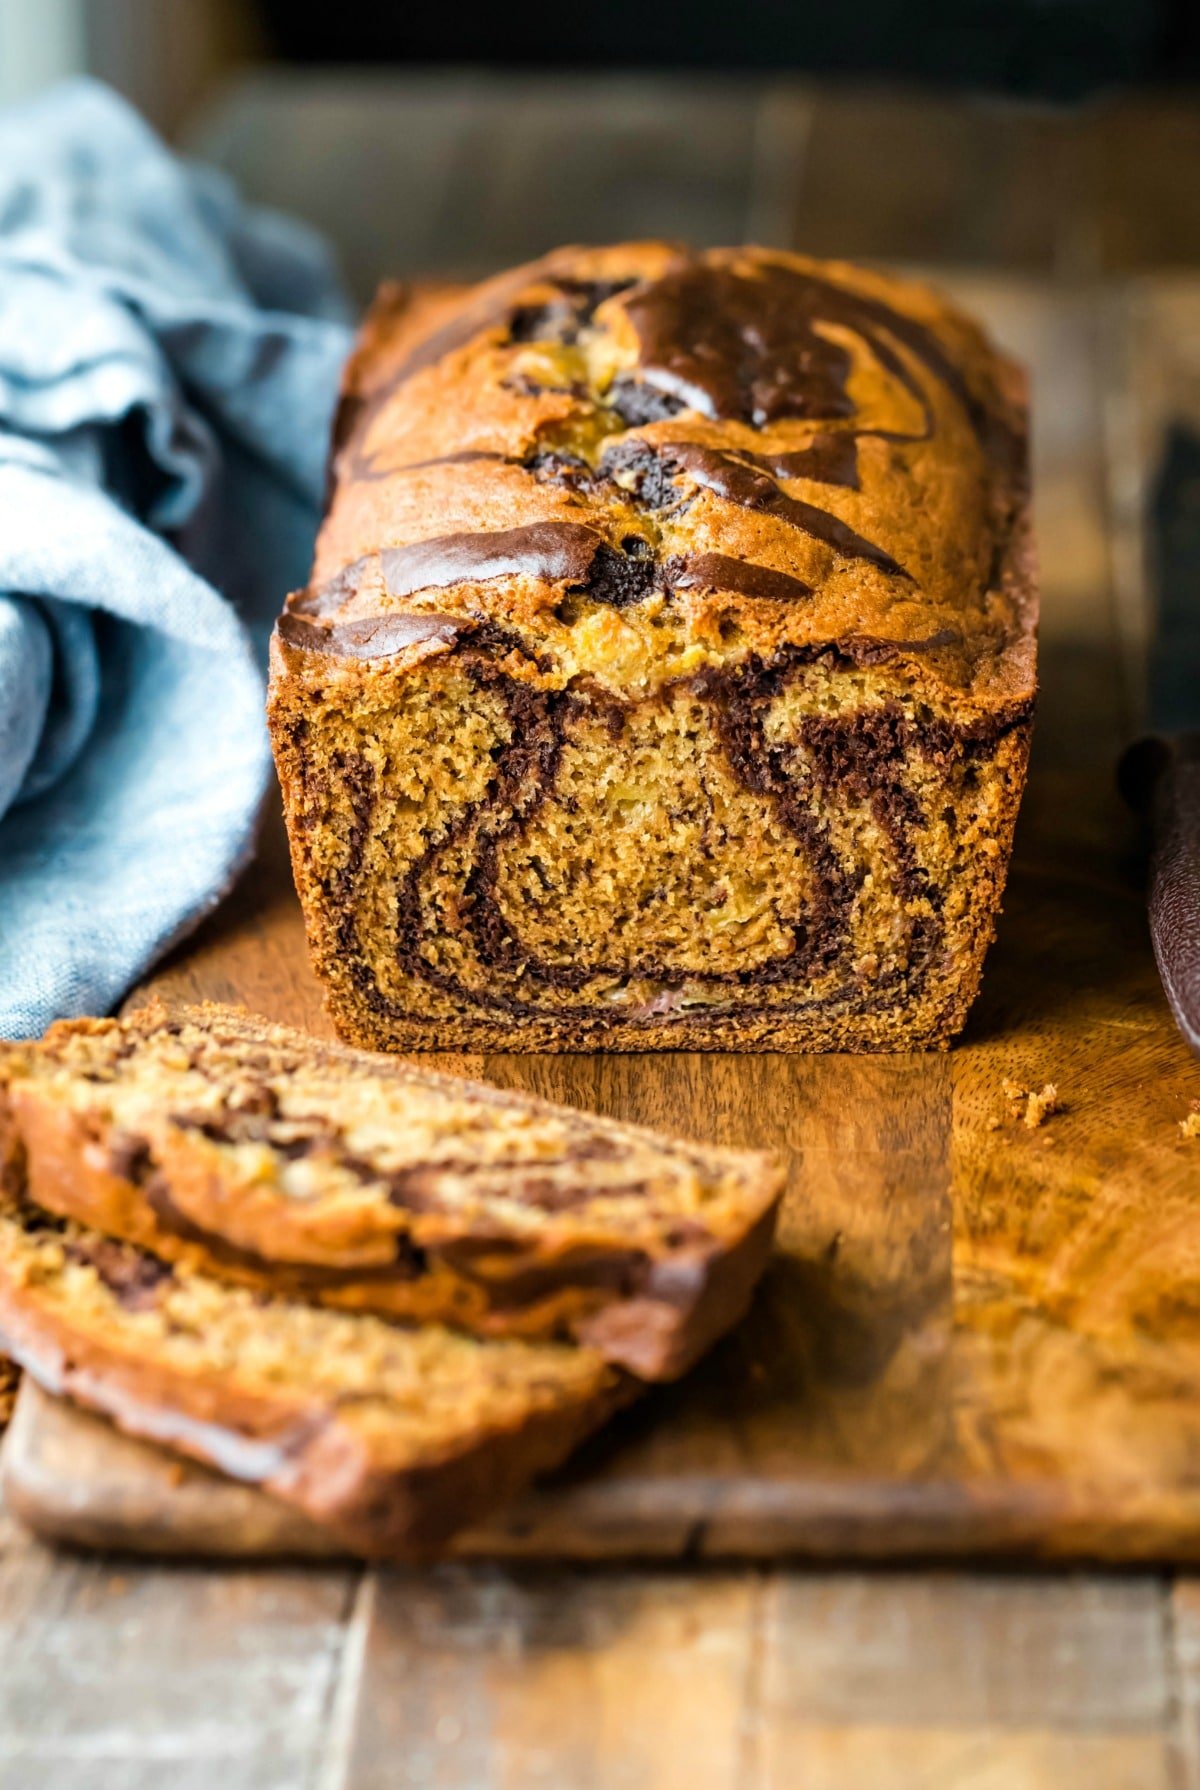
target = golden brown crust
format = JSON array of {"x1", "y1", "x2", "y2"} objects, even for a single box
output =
[
  {"x1": 1, "y1": 1004, "x2": 784, "y2": 1377},
  {"x1": 268, "y1": 245, "x2": 1037, "y2": 1054},
  {"x1": 295, "y1": 243, "x2": 1033, "y2": 711}
]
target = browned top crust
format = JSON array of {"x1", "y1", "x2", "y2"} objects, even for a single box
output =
[{"x1": 278, "y1": 244, "x2": 1035, "y2": 714}]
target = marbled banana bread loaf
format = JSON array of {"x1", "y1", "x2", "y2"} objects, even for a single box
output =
[
  {"x1": 0, "y1": 1003, "x2": 783, "y2": 1379},
  {"x1": 269, "y1": 244, "x2": 1037, "y2": 1051}
]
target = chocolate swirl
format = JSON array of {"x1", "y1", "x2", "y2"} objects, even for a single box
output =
[
  {"x1": 277, "y1": 611, "x2": 463, "y2": 659},
  {"x1": 325, "y1": 249, "x2": 1007, "y2": 609},
  {"x1": 617, "y1": 257, "x2": 986, "y2": 438},
  {"x1": 741, "y1": 435, "x2": 862, "y2": 490},
  {"x1": 667, "y1": 554, "x2": 813, "y2": 604},
  {"x1": 381, "y1": 523, "x2": 604, "y2": 598},
  {"x1": 290, "y1": 628, "x2": 1027, "y2": 1031},
  {"x1": 288, "y1": 525, "x2": 819, "y2": 624},
  {"x1": 614, "y1": 440, "x2": 910, "y2": 580}
]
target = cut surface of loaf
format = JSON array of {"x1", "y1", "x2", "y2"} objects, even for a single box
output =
[
  {"x1": 0, "y1": 1003, "x2": 783, "y2": 1379},
  {"x1": 0, "y1": 1186, "x2": 627, "y2": 1559},
  {"x1": 269, "y1": 243, "x2": 1037, "y2": 1052}
]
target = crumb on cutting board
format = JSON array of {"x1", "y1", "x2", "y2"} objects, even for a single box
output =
[
  {"x1": 1181, "y1": 1100, "x2": 1200, "y2": 1141},
  {"x1": 1000, "y1": 1078, "x2": 1062, "y2": 1129}
]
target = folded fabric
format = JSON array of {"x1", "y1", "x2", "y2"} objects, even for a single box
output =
[{"x1": 0, "y1": 80, "x2": 353, "y2": 1039}]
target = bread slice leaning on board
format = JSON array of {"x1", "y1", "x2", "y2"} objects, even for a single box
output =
[
  {"x1": 0, "y1": 1002, "x2": 784, "y2": 1557},
  {"x1": 0, "y1": 1003, "x2": 783, "y2": 1380}
]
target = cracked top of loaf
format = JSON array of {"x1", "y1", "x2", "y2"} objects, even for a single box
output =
[{"x1": 278, "y1": 243, "x2": 1035, "y2": 713}]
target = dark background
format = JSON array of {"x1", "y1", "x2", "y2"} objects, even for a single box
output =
[
  {"x1": 258, "y1": 0, "x2": 1199, "y2": 100},
  {"x1": 53, "y1": 1, "x2": 1198, "y2": 296}
]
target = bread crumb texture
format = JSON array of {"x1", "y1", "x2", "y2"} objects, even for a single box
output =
[{"x1": 1001, "y1": 1078, "x2": 1062, "y2": 1129}]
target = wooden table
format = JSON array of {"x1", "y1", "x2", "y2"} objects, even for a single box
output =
[{"x1": 2, "y1": 75, "x2": 1200, "y2": 1788}]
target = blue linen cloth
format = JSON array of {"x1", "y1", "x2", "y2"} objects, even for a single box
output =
[{"x1": 0, "y1": 80, "x2": 353, "y2": 1039}]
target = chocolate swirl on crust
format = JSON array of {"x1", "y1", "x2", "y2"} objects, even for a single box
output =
[
  {"x1": 605, "y1": 439, "x2": 910, "y2": 579},
  {"x1": 740, "y1": 435, "x2": 862, "y2": 490},
  {"x1": 666, "y1": 554, "x2": 814, "y2": 604},
  {"x1": 288, "y1": 527, "x2": 815, "y2": 618},
  {"x1": 277, "y1": 610, "x2": 464, "y2": 658},
  {"x1": 616, "y1": 258, "x2": 988, "y2": 438},
  {"x1": 286, "y1": 527, "x2": 665, "y2": 619},
  {"x1": 381, "y1": 523, "x2": 604, "y2": 598},
  {"x1": 323, "y1": 249, "x2": 1008, "y2": 616}
]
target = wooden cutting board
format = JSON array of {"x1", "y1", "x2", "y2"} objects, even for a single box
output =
[{"x1": 6, "y1": 276, "x2": 1200, "y2": 1563}]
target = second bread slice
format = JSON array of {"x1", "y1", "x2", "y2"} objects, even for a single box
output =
[
  {"x1": 0, "y1": 1185, "x2": 627, "y2": 1559},
  {"x1": 1, "y1": 1003, "x2": 783, "y2": 1379}
]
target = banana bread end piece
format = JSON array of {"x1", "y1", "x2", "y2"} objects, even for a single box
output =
[{"x1": 269, "y1": 244, "x2": 1037, "y2": 1051}]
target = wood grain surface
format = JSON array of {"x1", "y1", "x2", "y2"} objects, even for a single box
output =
[
  {"x1": 6, "y1": 274, "x2": 1200, "y2": 1568},
  {"x1": 0, "y1": 1502, "x2": 1182, "y2": 1790}
]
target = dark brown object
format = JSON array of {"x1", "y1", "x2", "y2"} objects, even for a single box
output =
[{"x1": 1120, "y1": 732, "x2": 1200, "y2": 1056}]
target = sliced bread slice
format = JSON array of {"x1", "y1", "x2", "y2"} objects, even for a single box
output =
[
  {"x1": 0, "y1": 1003, "x2": 783, "y2": 1378},
  {"x1": 0, "y1": 1186, "x2": 629, "y2": 1559}
]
